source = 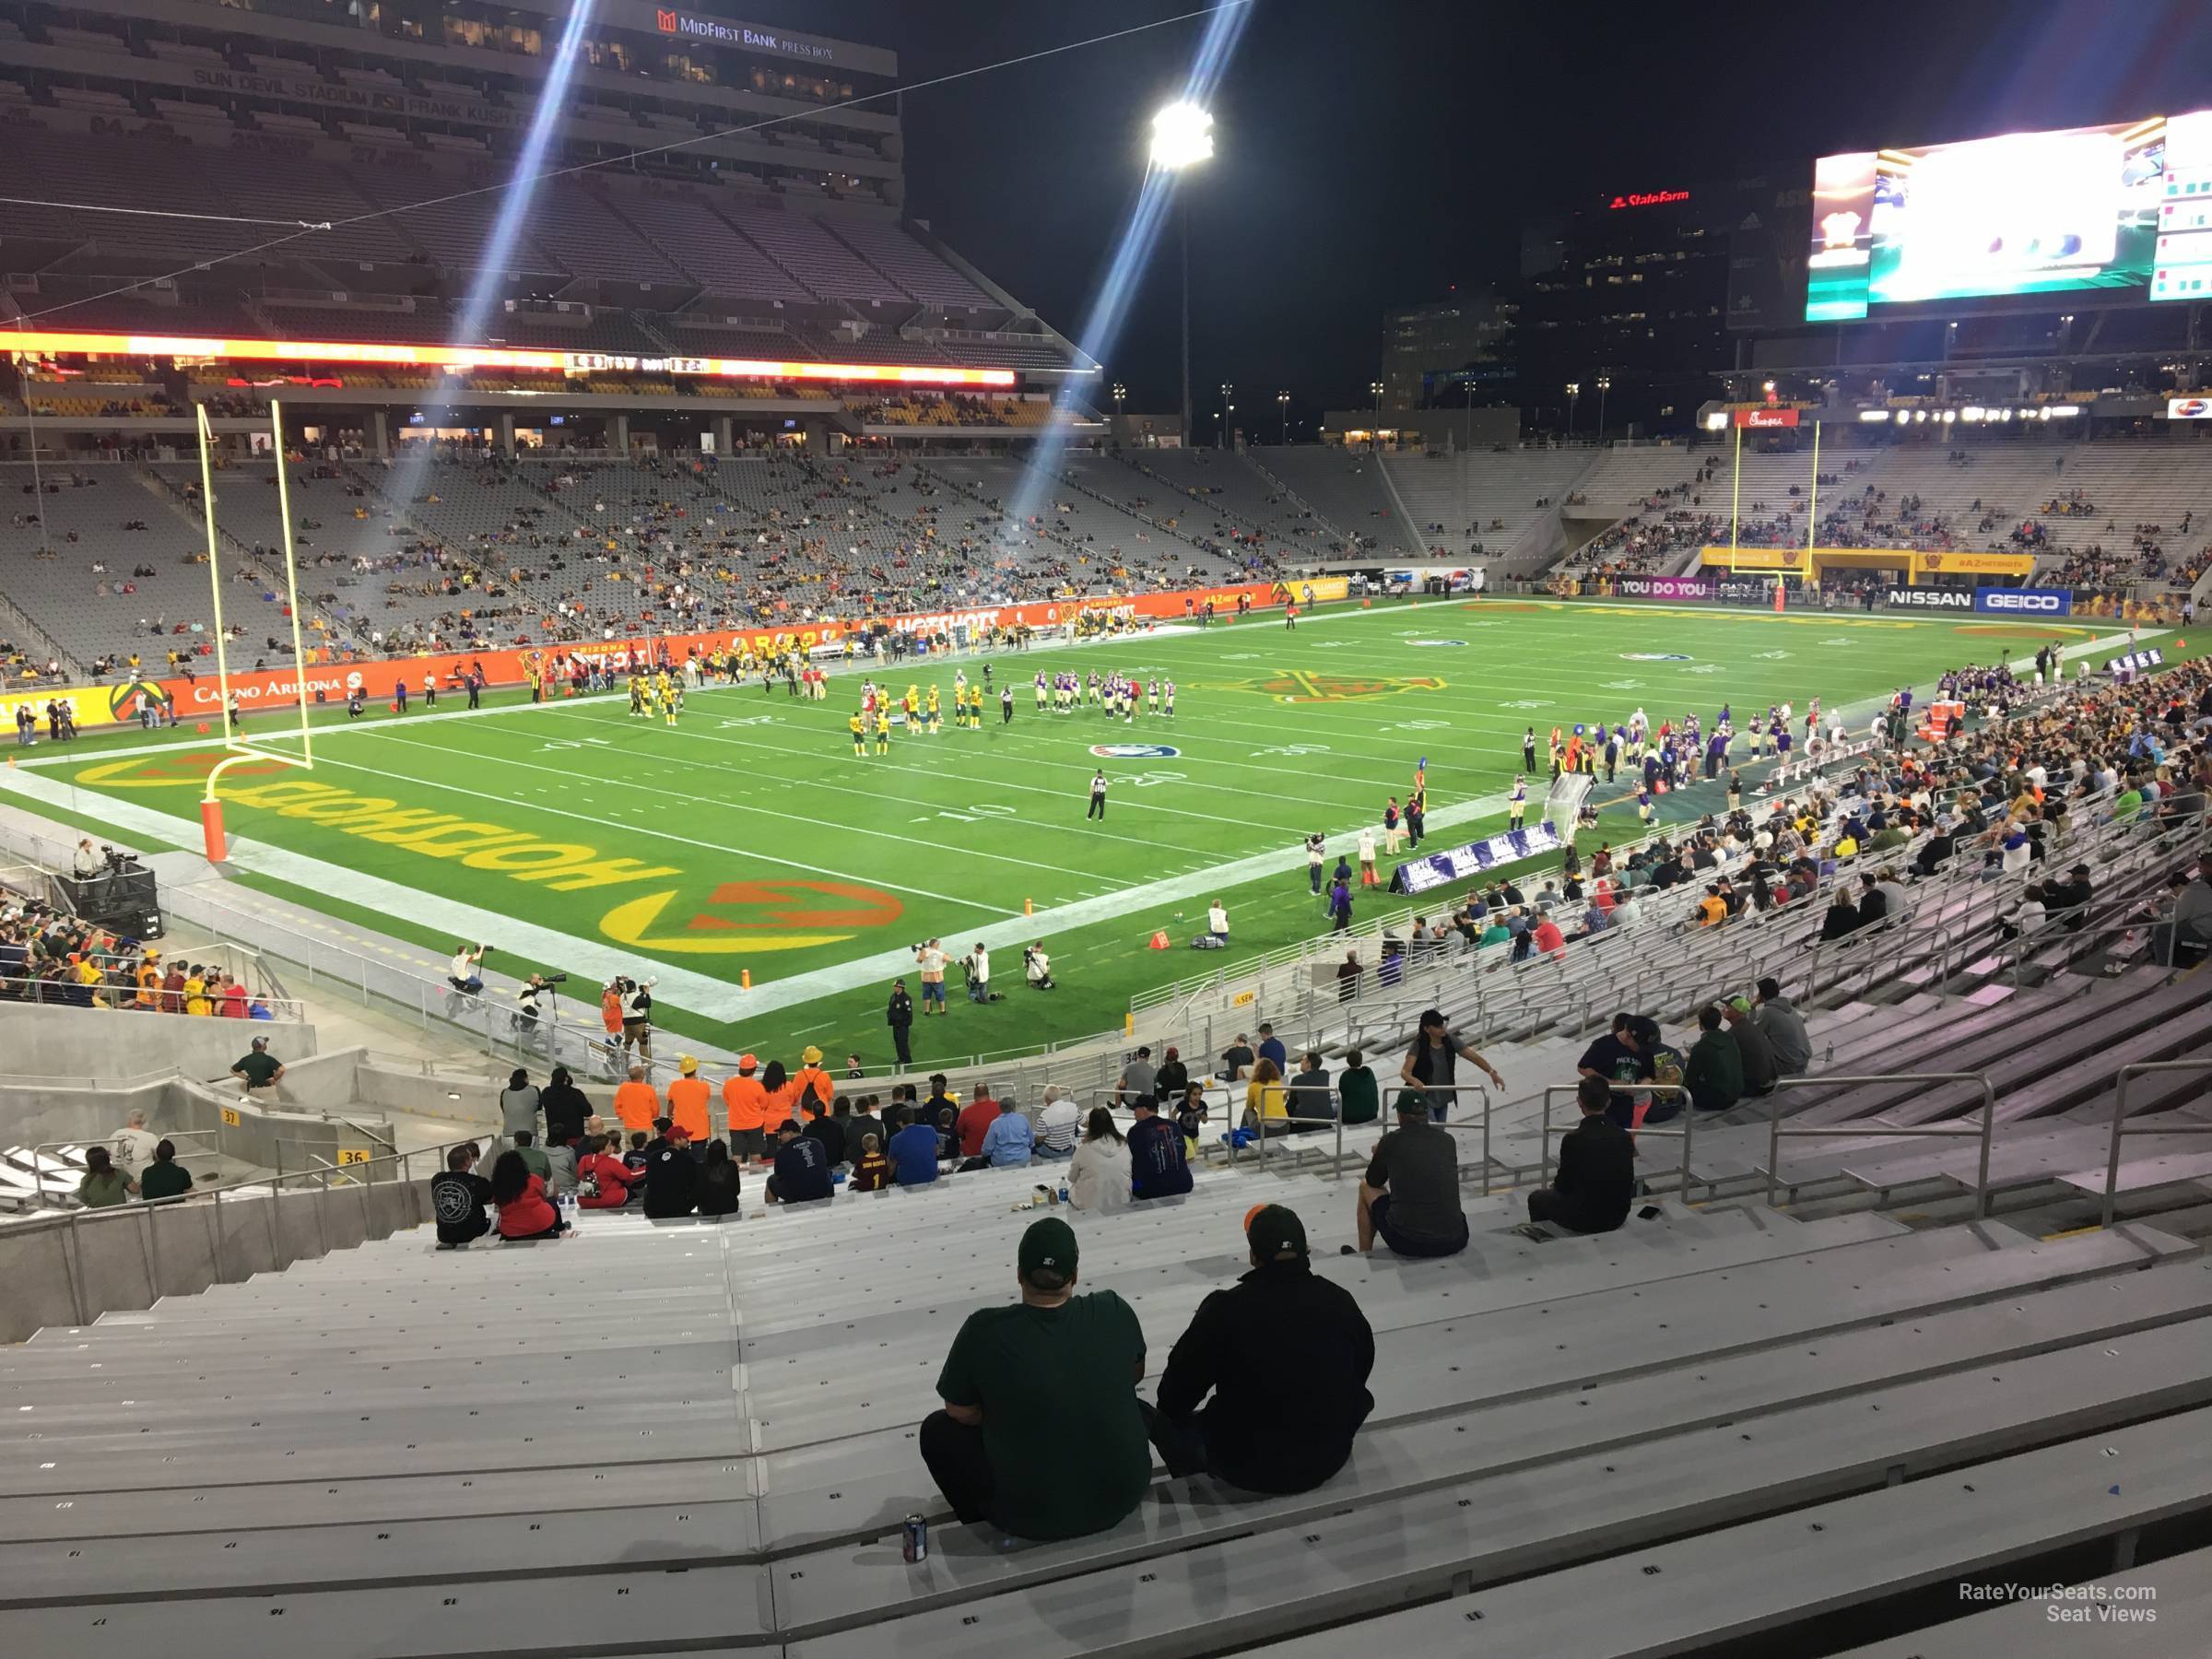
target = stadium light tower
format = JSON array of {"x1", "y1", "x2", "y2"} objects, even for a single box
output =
[
  {"x1": 1277, "y1": 388, "x2": 1290, "y2": 444},
  {"x1": 1369, "y1": 380, "x2": 1384, "y2": 445},
  {"x1": 1151, "y1": 100, "x2": 1215, "y2": 450},
  {"x1": 1565, "y1": 381, "x2": 1581, "y2": 436},
  {"x1": 1595, "y1": 374, "x2": 1611, "y2": 442}
]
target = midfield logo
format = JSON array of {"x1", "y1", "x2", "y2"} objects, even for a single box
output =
[{"x1": 1206, "y1": 671, "x2": 1446, "y2": 703}]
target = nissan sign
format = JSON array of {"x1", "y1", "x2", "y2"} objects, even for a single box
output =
[
  {"x1": 1884, "y1": 586, "x2": 1973, "y2": 610},
  {"x1": 1974, "y1": 587, "x2": 2073, "y2": 616}
]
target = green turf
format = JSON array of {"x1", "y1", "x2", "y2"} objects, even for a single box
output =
[{"x1": 11, "y1": 595, "x2": 2120, "y2": 1065}]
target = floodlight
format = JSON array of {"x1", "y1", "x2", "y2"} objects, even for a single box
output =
[{"x1": 1150, "y1": 101, "x2": 1215, "y2": 171}]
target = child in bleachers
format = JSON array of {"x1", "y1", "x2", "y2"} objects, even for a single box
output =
[{"x1": 849, "y1": 1133, "x2": 890, "y2": 1192}]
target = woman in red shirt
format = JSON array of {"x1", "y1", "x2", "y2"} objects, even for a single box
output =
[
  {"x1": 576, "y1": 1134, "x2": 639, "y2": 1208},
  {"x1": 488, "y1": 1149, "x2": 566, "y2": 1240}
]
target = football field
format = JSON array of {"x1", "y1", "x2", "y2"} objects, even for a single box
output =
[{"x1": 4, "y1": 595, "x2": 2116, "y2": 1067}]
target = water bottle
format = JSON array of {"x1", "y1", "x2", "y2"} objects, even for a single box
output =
[{"x1": 1057, "y1": 1182, "x2": 1070, "y2": 1206}]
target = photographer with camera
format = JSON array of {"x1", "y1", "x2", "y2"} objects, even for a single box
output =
[
  {"x1": 517, "y1": 971, "x2": 565, "y2": 1048},
  {"x1": 1024, "y1": 943, "x2": 1055, "y2": 991},
  {"x1": 448, "y1": 942, "x2": 488, "y2": 998},
  {"x1": 72, "y1": 838, "x2": 103, "y2": 881},
  {"x1": 618, "y1": 974, "x2": 658, "y2": 1061}
]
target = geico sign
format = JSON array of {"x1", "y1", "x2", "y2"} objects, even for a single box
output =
[{"x1": 1983, "y1": 592, "x2": 2063, "y2": 611}]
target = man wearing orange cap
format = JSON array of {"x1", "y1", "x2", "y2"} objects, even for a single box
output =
[
  {"x1": 723, "y1": 1053, "x2": 771, "y2": 1161},
  {"x1": 666, "y1": 1055, "x2": 712, "y2": 1142},
  {"x1": 611, "y1": 1064, "x2": 661, "y2": 1135},
  {"x1": 791, "y1": 1045, "x2": 833, "y2": 1122}
]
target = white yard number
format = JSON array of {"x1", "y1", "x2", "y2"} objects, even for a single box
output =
[
  {"x1": 1126, "y1": 771, "x2": 1186, "y2": 788},
  {"x1": 718, "y1": 714, "x2": 778, "y2": 727},
  {"x1": 1599, "y1": 680, "x2": 1643, "y2": 691},
  {"x1": 536, "y1": 736, "x2": 613, "y2": 752},
  {"x1": 1391, "y1": 719, "x2": 1452, "y2": 731},
  {"x1": 1252, "y1": 744, "x2": 1331, "y2": 757},
  {"x1": 1686, "y1": 664, "x2": 1724, "y2": 675},
  {"x1": 1819, "y1": 637, "x2": 1855, "y2": 647},
  {"x1": 936, "y1": 804, "x2": 1020, "y2": 825},
  {"x1": 1753, "y1": 650, "x2": 1789, "y2": 660},
  {"x1": 1500, "y1": 699, "x2": 1547, "y2": 710}
]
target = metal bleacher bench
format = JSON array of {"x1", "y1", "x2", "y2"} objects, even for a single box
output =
[
  {"x1": 1248, "y1": 1412, "x2": 2212, "y2": 1659},
  {"x1": 3, "y1": 1207, "x2": 2205, "y2": 1656}
]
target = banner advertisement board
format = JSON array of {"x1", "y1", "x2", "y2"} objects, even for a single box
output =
[
  {"x1": 1973, "y1": 586, "x2": 2074, "y2": 616},
  {"x1": 1916, "y1": 549, "x2": 2038, "y2": 578},
  {"x1": 0, "y1": 677, "x2": 174, "y2": 735},
  {"x1": 1700, "y1": 547, "x2": 1808, "y2": 571},
  {"x1": 1614, "y1": 576, "x2": 1716, "y2": 601},
  {"x1": 142, "y1": 580, "x2": 1291, "y2": 719},
  {"x1": 1715, "y1": 576, "x2": 1799, "y2": 604},
  {"x1": 1884, "y1": 586, "x2": 1975, "y2": 610},
  {"x1": 1392, "y1": 821, "x2": 1563, "y2": 896}
]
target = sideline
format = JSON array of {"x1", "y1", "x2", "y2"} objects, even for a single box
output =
[
  {"x1": 17, "y1": 595, "x2": 1468, "y2": 771},
  {"x1": 0, "y1": 749, "x2": 1513, "y2": 1024}
]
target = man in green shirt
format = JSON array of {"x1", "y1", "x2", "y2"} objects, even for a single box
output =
[
  {"x1": 1335, "y1": 1050, "x2": 1380, "y2": 1125},
  {"x1": 1683, "y1": 1003, "x2": 1744, "y2": 1112},
  {"x1": 924, "y1": 1215, "x2": 1152, "y2": 1540},
  {"x1": 229, "y1": 1037, "x2": 284, "y2": 1094}
]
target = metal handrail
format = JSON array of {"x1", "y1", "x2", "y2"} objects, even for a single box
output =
[
  {"x1": 2100, "y1": 1062, "x2": 2212, "y2": 1229},
  {"x1": 1764, "y1": 1071, "x2": 1999, "y2": 1220},
  {"x1": 18, "y1": 1127, "x2": 223, "y2": 1211}
]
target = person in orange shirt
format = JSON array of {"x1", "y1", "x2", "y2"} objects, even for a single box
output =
[
  {"x1": 611, "y1": 1065, "x2": 661, "y2": 1135},
  {"x1": 600, "y1": 981, "x2": 624, "y2": 1054},
  {"x1": 722, "y1": 1053, "x2": 771, "y2": 1162},
  {"x1": 666, "y1": 1055, "x2": 712, "y2": 1142},
  {"x1": 758, "y1": 1060, "x2": 796, "y2": 1143},
  {"x1": 791, "y1": 1045, "x2": 833, "y2": 1123}
]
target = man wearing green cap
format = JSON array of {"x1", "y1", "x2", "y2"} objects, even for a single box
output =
[
  {"x1": 924, "y1": 1215, "x2": 1152, "y2": 1540},
  {"x1": 1152, "y1": 1205, "x2": 1373, "y2": 1493}
]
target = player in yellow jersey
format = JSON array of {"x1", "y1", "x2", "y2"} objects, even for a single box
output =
[
  {"x1": 903, "y1": 685, "x2": 919, "y2": 722},
  {"x1": 662, "y1": 680, "x2": 682, "y2": 726},
  {"x1": 628, "y1": 673, "x2": 646, "y2": 716},
  {"x1": 875, "y1": 711, "x2": 891, "y2": 755},
  {"x1": 968, "y1": 684, "x2": 985, "y2": 727},
  {"x1": 925, "y1": 687, "x2": 942, "y2": 733},
  {"x1": 849, "y1": 711, "x2": 866, "y2": 756}
]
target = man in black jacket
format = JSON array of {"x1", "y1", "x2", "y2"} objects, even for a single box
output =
[
  {"x1": 1528, "y1": 1077, "x2": 1636, "y2": 1234},
  {"x1": 641, "y1": 1119, "x2": 700, "y2": 1218},
  {"x1": 1150, "y1": 1206, "x2": 1374, "y2": 1492},
  {"x1": 887, "y1": 979, "x2": 915, "y2": 1067}
]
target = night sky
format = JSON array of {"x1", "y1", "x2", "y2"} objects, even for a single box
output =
[{"x1": 735, "y1": 0, "x2": 2212, "y2": 427}]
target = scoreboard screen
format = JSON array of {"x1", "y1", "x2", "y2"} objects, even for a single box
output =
[{"x1": 1806, "y1": 109, "x2": 2212, "y2": 321}]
